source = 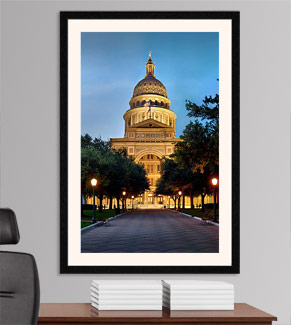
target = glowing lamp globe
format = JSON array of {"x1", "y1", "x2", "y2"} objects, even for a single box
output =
[
  {"x1": 91, "y1": 178, "x2": 97, "y2": 186},
  {"x1": 212, "y1": 178, "x2": 218, "y2": 186}
]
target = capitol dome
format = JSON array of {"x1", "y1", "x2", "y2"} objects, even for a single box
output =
[
  {"x1": 133, "y1": 75, "x2": 168, "y2": 98},
  {"x1": 129, "y1": 53, "x2": 170, "y2": 110}
]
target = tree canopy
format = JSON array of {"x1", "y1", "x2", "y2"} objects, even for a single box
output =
[
  {"x1": 174, "y1": 94, "x2": 219, "y2": 171},
  {"x1": 81, "y1": 134, "x2": 149, "y2": 211},
  {"x1": 156, "y1": 93, "x2": 219, "y2": 209}
]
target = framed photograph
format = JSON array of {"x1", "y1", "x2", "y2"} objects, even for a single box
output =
[{"x1": 60, "y1": 11, "x2": 240, "y2": 274}]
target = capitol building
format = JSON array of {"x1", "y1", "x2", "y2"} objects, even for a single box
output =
[
  {"x1": 110, "y1": 54, "x2": 182, "y2": 206},
  {"x1": 110, "y1": 54, "x2": 182, "y2": 207},
  {"x1": 85, "y1": 54, "x2": 214, "y2": 208}
]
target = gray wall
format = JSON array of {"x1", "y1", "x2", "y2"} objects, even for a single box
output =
[{"x1": 0, "y1": 1, "x2": 290, "y2": 324}]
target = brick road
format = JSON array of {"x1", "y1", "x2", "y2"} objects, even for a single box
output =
[{"x1": 81, "y1": 209, "x2": 219, "y2": 253}]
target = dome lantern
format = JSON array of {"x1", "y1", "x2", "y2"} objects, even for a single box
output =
[{"x1": 145, "y1": 51, "x2": 155, "y2": 77}]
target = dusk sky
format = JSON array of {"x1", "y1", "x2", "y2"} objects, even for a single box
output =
[{"x1": 81, "y1": 32, "x2": 219, "y2": 140}]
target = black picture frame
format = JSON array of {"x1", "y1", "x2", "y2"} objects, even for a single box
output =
[{"x1": 60, "y1": 11, "x2": 240, "y2": 274}]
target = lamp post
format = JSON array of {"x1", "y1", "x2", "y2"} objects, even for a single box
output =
[
  {"x1": 122, "y1": 191, "x2": 126, "y2": 211},
  {"x1": 178, "y1": 191, "x2": 182, "y2": 211},
  {"x1": 131, "y1": 196, "x2": 134, "y2": 209},
  {"x1": 91, "y1": 178, "x2": 98, "y2": 223},
  {"x1": 211, "y1": 178, "x2": 218, "y2": 223}
]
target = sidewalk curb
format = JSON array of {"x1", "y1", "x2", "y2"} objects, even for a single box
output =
[
  {"x1": 177, "y1": 211, "x2": 219, "y2": 227},
  {"x1": 205, "y1": 220, "x2": 219, "y2": 227},
  {"x1": 107, "y1": 212, "x2": 126, "y2": 222},
  {"x1": 81, "y1": 221, "x2": 104, "y2": 233},
  {"x1": 81, "y1": 212, "x2": 127, "y2": 233}
]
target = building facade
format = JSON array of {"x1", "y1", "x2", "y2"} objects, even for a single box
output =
[{"x1": 110, "y1": 54, "x2": 181, "y2": 206}]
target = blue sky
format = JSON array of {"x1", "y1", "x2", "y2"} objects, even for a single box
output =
[{"x1": 81, "y1": 32, "x2": 219, "y2": 140}]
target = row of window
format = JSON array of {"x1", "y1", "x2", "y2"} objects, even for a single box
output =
[
  {"x1": 130, "y1": 133, "x2": 174, "y2": 138},
  {"x1": 140, "y1": 133, "x2": 164, "y2": 138},
  {"x1": 146, "y1": 165, "x2": 161, "y2": 175},
  {"x1": 127, "y1": 114, "x2": 174, "y2": 126},
  {"x1": 131, "y1": 100, "x2": 169, "y2": 109},
  {"x1": 148, "y1": 178, "x2": 157, "y2": 186},
  {"x1": 146, "y1": 154, "x2": 158, "y2": 160},
  {"x1": 140, "y1": 154, "x2": 159, "y2": 160}
]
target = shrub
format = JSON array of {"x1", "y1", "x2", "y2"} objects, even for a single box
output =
[
  {"x1": 82, "y1": 204, "x2": 95, "y2": 210},
  {"x1": 204, "y1": 203, "x2": 219, "y2": 209}
]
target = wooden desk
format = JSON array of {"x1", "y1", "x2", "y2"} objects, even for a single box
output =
[{"x1": 38, "y1": 303, "x2": 277, "y2": 324}]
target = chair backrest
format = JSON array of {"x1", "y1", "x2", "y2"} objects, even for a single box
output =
[{"x1": 0, "y1": 208, "x2": 40, "y2": 324}]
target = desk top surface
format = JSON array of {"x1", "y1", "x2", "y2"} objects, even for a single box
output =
[{"x1": 38, "y1": 303, "x2": 276, "y2": 323}]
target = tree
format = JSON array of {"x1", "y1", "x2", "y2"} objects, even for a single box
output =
[
  {"x1": 168, "y1": 93, "x2": 219, "y2": 209},
  {"x1": 81, "y1": 148, "x2": 112, "y2": 212},
  {"x1": 155, "y1": 159, "x2": 189, "y2": 209},
  {"x1": 81, "y1": 134, "x2": 111, "y2": 153},
  {"x1": 81, "y1": 134, "x2": 149, "y2": 214},
  {"x1": 173, "y1": 94, "x2": 219, "y2": 172},
  {"x1": 155, "y1": 158, "x2": 214, "y2": 210}
]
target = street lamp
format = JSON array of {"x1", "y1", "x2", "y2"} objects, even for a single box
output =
[
  {"x1": 91, "y1": 178, "x2": 98, "y2": 223},
  {"x1": 178, "y1": 191, "x2": 182, "y2": 211},
  {"x1": 211, "y1": 178, "x2": 218, "y2": 223},
  {"x1": 131, "y1": 196, "x2": 134, "y2": 209},
  {"x1": 122, "y1": 191, "x2": 126, "y2": 211}
]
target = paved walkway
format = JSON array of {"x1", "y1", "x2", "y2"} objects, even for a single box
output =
[{"x1": 81, "y1": 209, "x2": 219, "y2": 253}]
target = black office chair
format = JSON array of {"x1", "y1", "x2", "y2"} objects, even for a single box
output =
[{"x1": 0, "y1": 208, "x2": 40, "y2": 324}]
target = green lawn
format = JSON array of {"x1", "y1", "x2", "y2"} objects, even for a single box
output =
[
  {"x1": 81, "y1": 209, "x2": 119, "y2": 228},
  {"x1": 81, "y1": 221, "x2": 92, "y2": 229},
  {"x1": 180, "y1": 208, "x2": 219, "y2": 222}
]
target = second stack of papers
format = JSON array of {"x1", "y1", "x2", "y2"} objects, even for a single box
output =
[{"x1": 162, "y1": 280, "x2": 234, "y2": 310}]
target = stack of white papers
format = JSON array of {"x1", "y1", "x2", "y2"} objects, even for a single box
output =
[
  {"x1": 91, "y1": 280, "x2": 163, "y2": 310},
  {"x1": 162, "y1": 280, "x2": 234, "y2": 310}
]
